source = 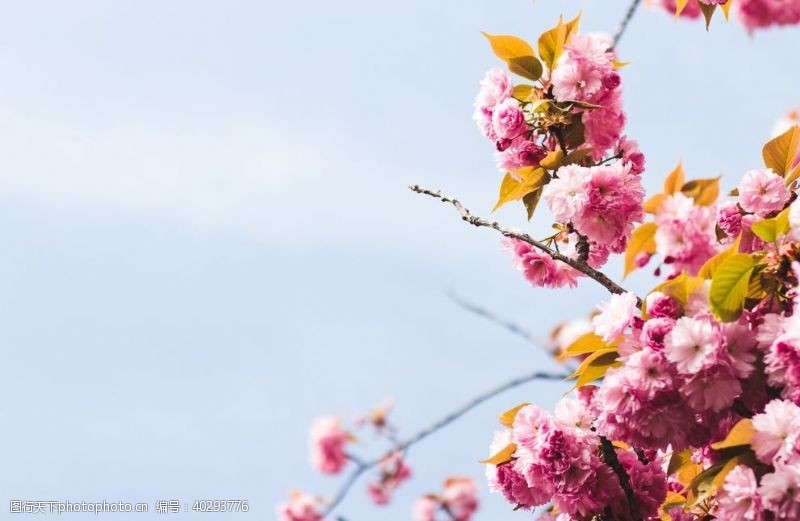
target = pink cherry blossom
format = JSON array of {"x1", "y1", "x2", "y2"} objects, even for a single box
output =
[
  {"x1": 309, "y1": 417, "x2": 349, "y2": 475},
  {"x1": 759, "y1": 463, "x2": 800, "y2": 519},
  {"x1": 738, "y1": 168, "x2": 790, "y2": 217},
  {"x1": 366, "y1": 452, "x2": 411, "y2": 505},
  {"x1": 542, "y1": 164, "x2": 589, "y2": 222},
  {"x1": 491, "y1": 98, "x2": 527, "y2": 140},
  {"x1": 752, "y1": 399, "x2": 800, "y2": 464},
  {"x1": 442, "y1": 477, "x2": 479, "y2": 521},
  {"x1": 665, "y1": 316, "x2": 722, "y2": 374},
  {"x1": 717, "y1": 465, "x2": 762, "y2": 521},
  {"x1": 275, "y1": 491, "x2": 324, "y2": 521},
  {"x1": 411, "y1": 496, "x2": 438, "y2": 521},
  {"x1": 592, "y1": 292, "x2": 638, "y2": 342}
]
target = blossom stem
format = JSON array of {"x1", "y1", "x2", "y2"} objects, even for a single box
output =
[
  {"x1": 321, "y1": 370, "x2": 568, "y2": 518},
  {"x1": 612, "y1": 0, "x2": 644, "y2": 48},
  {"x1": 599, "y1": 435, "x2": 642, "y2": 521},
  {"x1": 409, "y1": 185, "x2": 642, "y2": 306}
]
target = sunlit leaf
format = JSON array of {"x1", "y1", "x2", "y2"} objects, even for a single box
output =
[
  {"x1": 568, "y1": 348, "x2": 620, "y2": 388},
  {"x1": 499, "y1": 403, "x2": 530, "y2": 427},
  {"x1": 612, "y1": 59, "x2": 630, "y2": 69},
  {"x1": 624, "y1": 222, "x2": 658, "y2": 277},
  {"x1": 493, "y1": 168, "x2": 550, "y2": 211},
  {"x1": 686, "y1": 463, "x2": 723, "y2": 507},
  {"x1": 480, "y1": 442, "x2": 517, "y2": 465},
  {"x1": 664, "y1": 162, "x2": 685, "y2": 194},
  {"x1": 710, "y1": 254, "x2": 756, "y2": 322},
  {"x1": 522, "y1": 189, "x2": 543, "y2": 221},
  {"x1": 565, "y1": 147, "x2": 593, "y2": 165},
  {"x1": 720, "y1": 0, "x2": 733, "y2": 19},
  {"x1": 711, "y1": 418, "x2": 754, "y2": 450},
  {"x1": 481, "y1": 32, "x2": 535, "y2": 61},
  {"x1": 512, "y1": 84, "x2": 536, "y2": 102},
  {"x1": 751, "y1": 209, "x2": 790, "y2": 243},
  {"x1": 560, "y1": 332, "x2": 612, "y2": 359},
  {"x1": 681, "y1": 177, "x2": 720, "y2": 206},
  {"x1": 540, "y1": 150, "x2": 565, "y2": 170},
  {"x1": 661, "y1": 491, "x2": 687, "y2": 511},
  {"x1": 538, "y1": 13, "x2": 581, "y2": 72},
  {"x1": 763, "y1": 125, "x2": 800, "y2": 181},
  {"x1": 643, "y1": 193, "x2": 667, "y2": 214},
  {"x1": 675, "y1": 0, "x2": 690, "y2": 16}
]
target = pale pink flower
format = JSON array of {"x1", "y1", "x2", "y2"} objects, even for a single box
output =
[
  {"x1": 717, "y1": 465, "x2": 761, "y2": 521},
  {"x1": 752, "y1": 399, "x2": 800, "y2": 464},
  {"x1": 664, "y1": 317, "x2": 721, "y2": 374},
  {"x1": 412, "y1": 496, "x2": 438, "y2": 521},
  {"x1": 309, "y1": 417, "x2": 349, "y2": 475},
  {"x1": 554, "y1": 397, "x2": 593, "y2": 431},
  {"x1": 442, "y1": 477, "x2": 479, "y2": 521},
  {"x1": 738, "y1": 168, "x2": 789, "y2": 217},
  {"x1": 592, "y1": 292, "x2": 638, "y2": 342},
  {"x1": 542, "y1": 164, "x2": 589, "y2": 222},
  {"x1": 551, "y1": 59, "x2": 602, "y2": 102},
  {"x1": 475, "y1": 68, "x2": 513, "y2": 109},
  {"x1": 681, "y1": 364, "x2": 741, "y2": 412},
  {"x1": 759, "y1": 463, "x2": 800, "y2": 519},
  {"x1": 276, "y1": 491, "x2": 324, "y2": 521},
  {"x1": 366, "y1": 452, "x2": 411, "y2": 505}
]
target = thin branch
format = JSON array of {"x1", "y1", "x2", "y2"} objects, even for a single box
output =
[
  {"x1": 409, "y1": 185, "x2": 641, "y2": 307},
  {"x1": 321, "y1": 370, "x2": 568, "y2": 518},
  {"x1": 599, "y1": 436, "x2": 642, "y2": 521},
  {"x1": 447, "y1": 291, "x2": 540, "y2": 346},
  {"x1": 612, "y1": 0, "x2": 644, "y2": 47}
]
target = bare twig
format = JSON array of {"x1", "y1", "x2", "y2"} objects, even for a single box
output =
[
  {"x1": 321, "y1": 370, "x2": 568, "y2": 518},
  {"x1": 409, "y1": 185, "x2": 642, "y2": 307},
  {"x1": 447, "y1": 291, "x2": 540, "y2": 346},
  {"x1": 612, "y1": 0, "x2": 644, "y2": 47}
]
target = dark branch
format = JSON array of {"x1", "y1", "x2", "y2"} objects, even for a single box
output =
[
  {"x1": 447, "y1": 291, "x2": 540, "y2": 346},
  {"x1": 409, "y1": 185, "x2": 642, "y2": 307},
  {"x1": 612, "y1": 0, "x2": 644, "y2": 47},
  {"x1": 599, "y1": 436, "x2": 642, "y2": 521}
]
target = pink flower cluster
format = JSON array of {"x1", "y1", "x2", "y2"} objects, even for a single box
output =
[
  {"x1": 275, "y1": 491, "x2": 324, "y2": 521},
  {"x1": 366, "y1": 452, "x2": 412, "y2": 505},
  {"x1": 485, "y1": 401, "x2": 666, "y2": 519},
  {"x1": 654, "y1": 193, "x2": 719, "y2": 275},
  {"x1": 309, "y1": 417, "x2": 350, "y2": 475},
  {"x1": 655, "y1": 0, "x2": 800, "y2": 31},
  {"x1": 412, "y1": 477, "x2": 479, "y2": 521}
]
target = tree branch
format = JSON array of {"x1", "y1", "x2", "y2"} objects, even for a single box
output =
[
  {"x1": 321, "y1": 370, "x2": 568, "y2": 518},
  {"x1": 447, "y1": 291, "x2": 541, "y2": 347},
  {"x1": 612, "y1": 0, "x2": 644, "y2": 47},
  {"x1": 599, "y1": 435, "x2": 642, "y2": 521},
  {"x1": 409, "y1": 185, "x2": 641, "y2": 307}
]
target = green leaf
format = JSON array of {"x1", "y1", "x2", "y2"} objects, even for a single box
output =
[
  {"x1": 507, "y1": 56, "x2": 543, "y2": 81},
  {"x1": 751, "y1": 209, "x2": 790, "y2": 243},
  {"x1": 710, "y1": 254, "x2": 756, "y2": 322},
  {"x1": 624, "y1": 222, "x2": 658, "y2": 277},
  {"x1": 699, "y1": 234, "x2": 741, "y2": 279}
]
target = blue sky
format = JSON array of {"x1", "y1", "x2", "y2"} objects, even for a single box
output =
[{"x1": 0, "y1": 1, "x2": 797, "y2": 519}]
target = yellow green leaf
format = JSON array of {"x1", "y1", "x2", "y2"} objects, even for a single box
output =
[
  {"x1": 763, "y1": 125, "x2": 800, "y2": 181},
  {"x1": 512, "y1": 84, "x2": 535, "y2": 102},
  {"x1": 499, "y1": 403, "x2": 529, "y2": 427},
  {"x1": 699, "y1": 234, "x2": 742, "y2": 279},
  {"x1": 681, "y1": 177, "x2": 720, "y2": 206},
  {"x1": 538, "y1": 13, "x2": 581, "y2": 72},
  {"x1": 650, "y1": 272, "x2": 704, "y2": 309},
  {"x1": 711, "y1": 418, "x2": 754, "y2": 450},
  {"x1": 751, "y1": 209, "x2": 791, "y2": 243},
  {"x1": 559, "y1": 332, "x2": 612, "y2": 359},
  {"x1": 522, "y1": 189, "x2": 543, "y2": 220},
  {"x1": 493, "y1": 168, "x2": 550, "y2": 211},
  {"x1": 507, "y1": 56, "x2": 543, "y2": 81},
  {"x1": 643, "y1": 193, "x2": 667, "y2": 214},
  {"x1": 710, "y1": 254, "x2": 756, "y2": 322},
  {"x1": 664, "y1": 161, "x2": 685, "y2": 194},
  {"x1": 624, "y1": 222, "x2": 658, "y2": 277},
  {"x1": 568, "y1": 348, "x2": 620, "y2": 387},
  {"x1": 710, "y1": 455, "x2": 750, "y2": 493},
  {"x1": 480, "y1": 442, "x2": 516, "y2": 465},
  {"x1": 661, "y1": 491, "x2": 687, "y2": 511},
  {"x1": 686, "y1": 463, "x2": 724, "y2": 507}
]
